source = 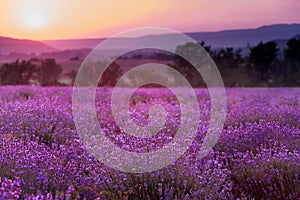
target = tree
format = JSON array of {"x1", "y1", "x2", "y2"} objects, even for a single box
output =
[
  {"x1": 74, "y1": 61, "x2": 123, "y2": 87},
  {"x1": 283, "y1": 37, "x2": 300, "y2": 86},
  {"x1": 38, "y1": 58, "x2": 63, "y2": 86},
  {"x1": 66, "y1": 70, "x2": 78, "y2": 86},
  {"x1": 215, "y1": 48, "x2": 243, "y2": 69},
  {"x1": 169, "y1": 42, "x2": 213, "y2": 87},
  {"x1": 284, "y1": 38, "x2": 300, "y2": 67},
  {"x1": 249, "y1": 41, "x2": 279, "y2": 81},
  {"x1": 213, "y1": 48, "x2": 249, "y2": 87},
  {"x1": 199, "y1": 41, "x2": 213, "y2": 55},
  {"x1": 0, "y1": 60, "x2": 36, "y2": 85},
  {"x1": 99, "y1": 62, "x2": 123, "y2": 87}
]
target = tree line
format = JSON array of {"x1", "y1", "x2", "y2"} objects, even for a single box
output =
[
  {"x1": 0, "y1": 37, "x2": 299, "y2": 87},
  {"x1": 172, "y1": 37, "x2": 300, "y2": 87},
  {"x1": 0, "y1": 58, "x2": 63, "y2": 86}
]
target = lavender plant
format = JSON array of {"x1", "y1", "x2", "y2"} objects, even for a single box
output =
[{"x1": 0, "y1": 86, "x2": 299, "y2": 199}]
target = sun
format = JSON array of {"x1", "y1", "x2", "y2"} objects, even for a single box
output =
[
  {"x1": 25, "y1": 11, "x2": 44, "y2": 28},
  {"x1": 18, "y1": 2, "x2": 49, "y2": 29}
]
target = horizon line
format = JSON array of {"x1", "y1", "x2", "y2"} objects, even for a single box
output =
[{"x1": 1, "y1": 23, "x2": 299, "y2": 41}]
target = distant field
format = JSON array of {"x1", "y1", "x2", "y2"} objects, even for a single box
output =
[{"x1": 57, "y1": 58, "x2": 171, "y2": 74}]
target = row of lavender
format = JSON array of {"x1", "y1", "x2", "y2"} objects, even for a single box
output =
[{"x1": 0, "y1": 86, "x2": 299, "y2": 199}]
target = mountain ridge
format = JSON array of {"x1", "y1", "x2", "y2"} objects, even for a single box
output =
[
  {"x1": 41, "y1": 24, "x2": 300, "y2": 50},
  {"x1": 1, "y1": 23, "x2": 300, "y2": 56},
  {"x1": 0, "y1": 36, "x2": 57, "y2": 55}
]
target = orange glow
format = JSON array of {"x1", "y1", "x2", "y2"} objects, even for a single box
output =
[{"x1": 0, "y1": 0, "x2": 299, "y2": 40}]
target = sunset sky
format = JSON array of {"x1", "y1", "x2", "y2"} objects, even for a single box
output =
[{"x1": 0, "y1": 0, "x2": 299, "y2": 40}]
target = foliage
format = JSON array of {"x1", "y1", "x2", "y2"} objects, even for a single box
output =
[
  {"x1": 38, "y1": 58, "x2": 63, "y2": 86},
  {"x1": 169, "y1": 42, "x2": 210, "y2": 87},
  {"x1": 74, "y1": 61, "x2": 123, "y2": 87},
  {"x1": 0, "y1": 60, "x2": 36, "y2": 85},
  {"x1": 99, "y1": 61, "x2": 123, "y2": 87},
  {"x1": 169, "y1": 37, "x2": 299, "y2": 87},
  {"x1": 1, "y1": 37, "x2": 300, "y2": 87},
  {"x1": 249, "y1": 41, "x2": 279, "y2": 81},
  {"x1": 283, "y1": 38, "x2": 300, "y2": 86}
]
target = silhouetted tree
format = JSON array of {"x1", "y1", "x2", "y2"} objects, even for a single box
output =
[
  {"x1": 215, "y1": 48, "x2": 243, "y2": 69},
  {"x1": 249, "y1": 41, "x2": 279, "y2": 81},
  {"x1": 99, "y1": 62, "x2": 123, "y2": 87},
  {"x1": 283, "y1": 38, "x2": 300, "y2": 86},
  {"x1": 199, "y1": 41, "x2": 214, "y2": 55},
  {"x1": 213, "y1": 48, "x2": 250, "y2": 86},
  {"x1": 74, "y1": 61, "x2": 123, "y2": 87},
  {"x1": 70, "y1": 56, "x2": 80, "y2": 61},
  {"x1": 0, "y1": 60, "x2": 36, "y2": 85},
  {"x1": 285, "y1": 38, "x2": 300, "y2": 67},
  {"x1": 169, "y1": 42, "x2": 213, "y2": 87},
  {"x1": 38, "y1": 58, "x2": 63, "y2": 86},
  {"x1": 66, "y1": 70, "x2": 78, "y2": 85}
]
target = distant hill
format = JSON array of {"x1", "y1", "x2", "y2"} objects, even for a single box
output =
[
  {"x1": 39, "y1": 49, "x2": 92, "y2": 61},
  {"x1": 1, "y1": 23, "x2": 299, "y2": 60},
  {"x1": 41, "y1": 38, "x2": 105, "y2": 51},
  {"x1": 42, "y1": 24, "x2": 300, "y2": 50},
  {"x1": 186, "y1": 24, "x2": 300, "y2": 48},
  {"x1": 0, "y1": 36, "x2": 57, "y2": 55}
]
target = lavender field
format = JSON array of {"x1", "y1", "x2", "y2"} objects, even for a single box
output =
[{"x1": 0, "y1": 86, "x2": 299, "y2": 199}]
